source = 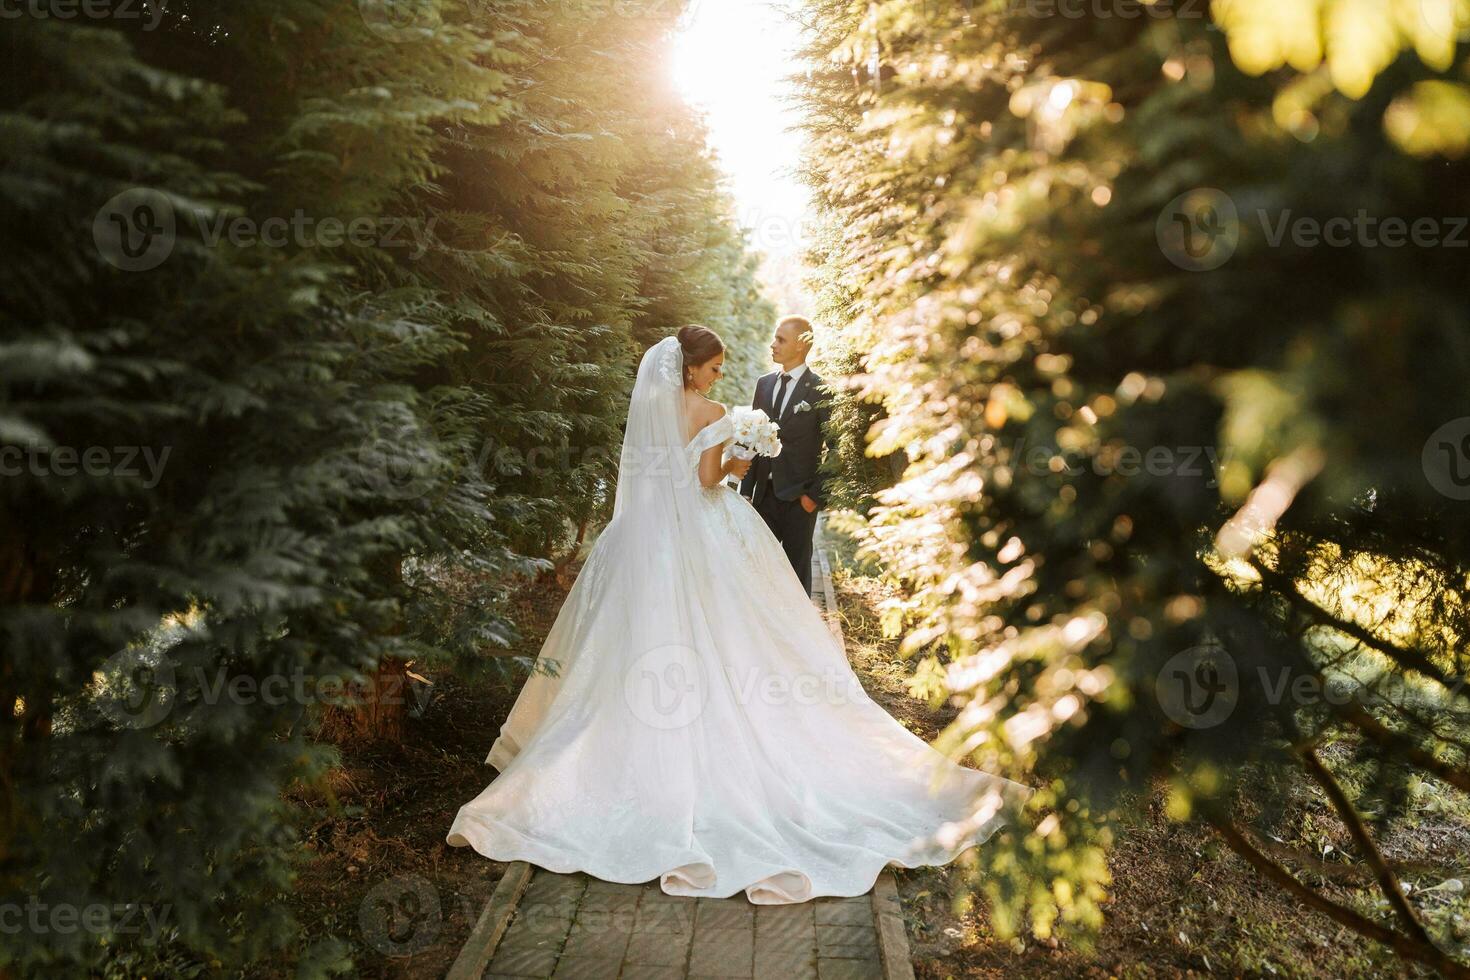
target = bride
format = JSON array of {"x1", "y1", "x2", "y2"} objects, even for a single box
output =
[{"x1": 446, "y1": 325, "x2": 1029, "y2": 904}]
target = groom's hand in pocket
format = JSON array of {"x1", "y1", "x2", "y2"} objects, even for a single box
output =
[{"x1": 800, "y1": 494, "x2": 818, "y2": 514}]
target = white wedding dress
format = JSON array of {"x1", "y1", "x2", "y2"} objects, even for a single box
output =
[{"x1": 446, "y1": 337, "x2": 1029, "y2": 903}]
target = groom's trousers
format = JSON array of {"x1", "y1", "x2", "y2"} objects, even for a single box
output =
[{"x1": 753, "y1": 478, "x2": 818, "y2": 596}]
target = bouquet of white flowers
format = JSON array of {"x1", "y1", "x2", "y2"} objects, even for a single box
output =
[{"x1": 728, "y1": 407, "x2": 782, "y2": 461}]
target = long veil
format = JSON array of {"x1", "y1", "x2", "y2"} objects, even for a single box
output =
[
  {"x1": 612, "y1": 336, "x2": 694, "y2": 519},
  {"x1": 480, "y1": 336, "x2": 710, "y2": 768}
]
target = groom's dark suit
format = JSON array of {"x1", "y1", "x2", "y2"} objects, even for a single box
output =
[{"x1": 739, "y1": 366, "x2": 832, "y2": 595}]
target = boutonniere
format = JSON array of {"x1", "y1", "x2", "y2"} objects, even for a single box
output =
[{"x1": 792, "y1": 400, "x2": 813, "y2": 414}]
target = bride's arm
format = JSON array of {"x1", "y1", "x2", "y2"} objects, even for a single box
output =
[{"x1": 699, "y1": 443, "x2": 748, "y2": 489}]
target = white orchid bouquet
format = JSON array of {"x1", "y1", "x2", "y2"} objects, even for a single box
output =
[{"x1": 728, "y1": 407, "x2": 782, "y2": 461}]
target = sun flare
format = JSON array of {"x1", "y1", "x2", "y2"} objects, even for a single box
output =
[{"x1": 668, "y1": 1, "x2": 812, "y2": 256}]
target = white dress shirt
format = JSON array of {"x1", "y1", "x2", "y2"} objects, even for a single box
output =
[{"x1": 772, "y1": 363, "x2": 807, "y2": 418}]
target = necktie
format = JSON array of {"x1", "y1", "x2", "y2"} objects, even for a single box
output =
[{"x1": 773, "y1": 373, "x2": 791, "y2": 417}]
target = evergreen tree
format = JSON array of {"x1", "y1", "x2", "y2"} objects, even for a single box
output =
[
  {"x1": 1, "y1": 0, "x2": 769, "y2": 974},
  {"x1": 1, "y1": 4, "x2": 510, "y2": 973},
  {"x1": 800, "y1": 0, "x2": 1470, "y2": 973}
]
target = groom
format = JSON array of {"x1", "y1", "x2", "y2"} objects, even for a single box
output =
[{"x1": 740, "y1": 315, "x2": 832, "y2": 595}]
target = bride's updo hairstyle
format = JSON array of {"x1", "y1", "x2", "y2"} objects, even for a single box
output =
[{"x1": 677, "y1": 324, "x2": 724, "y2": 388}]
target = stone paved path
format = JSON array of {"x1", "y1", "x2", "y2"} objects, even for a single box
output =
[{"x1": 481, "y1": 871, "x2": 884, "y2": 979}]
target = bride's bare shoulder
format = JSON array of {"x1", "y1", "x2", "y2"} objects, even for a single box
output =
[
  {"x1": 683, "y1": 394, "x2": 726, "y2": 444},
  {"x1": 694, "y1": 395, "x2": 727, "y2": 422}
]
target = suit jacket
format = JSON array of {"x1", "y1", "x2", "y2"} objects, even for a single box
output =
[{"x1": 739, "y1": 367, "x2": 833, "y2": 506}]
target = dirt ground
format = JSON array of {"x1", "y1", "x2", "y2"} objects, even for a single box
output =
[
  {"x1": 254, "y1": 585, "x2": 572, "y2": 979},
  {"x1": 265, "y1": 559, "x2": 1470, "y2": 979}
]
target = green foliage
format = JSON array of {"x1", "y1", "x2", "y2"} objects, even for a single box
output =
[
  {"x1": 1, "y1": 1, "x2": 766, "y2": 975},
  {"x1": 799, "y1": 0, "x2": 1470, "y2": 970}
]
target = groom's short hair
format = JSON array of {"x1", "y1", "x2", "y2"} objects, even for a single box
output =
[{"x1": 778, "y1": 315, "x2": 813, "y2": 344}]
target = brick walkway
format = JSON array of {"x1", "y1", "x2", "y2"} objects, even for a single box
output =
[{"x1": 481, "y1": 871, "x2": 883, "y2": 979}]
